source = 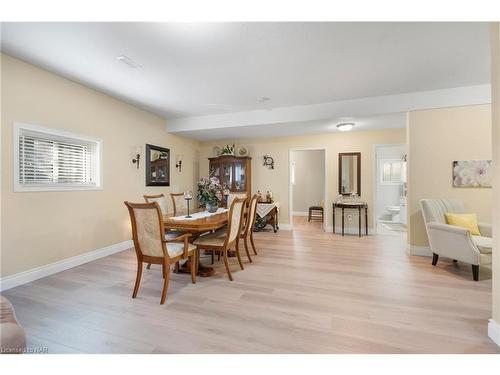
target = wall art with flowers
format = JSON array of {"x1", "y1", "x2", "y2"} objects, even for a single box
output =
[{"x1": 452, "y1": 160, "x2": 492, "y2": 188}]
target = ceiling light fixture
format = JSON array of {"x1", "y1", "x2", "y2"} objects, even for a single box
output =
[
  {"x1": 116, "y1": 55, "x2": 142, "y2": 69},
  {"x1": 336, "y1": 122, "x2": 355, "y2": 132}
]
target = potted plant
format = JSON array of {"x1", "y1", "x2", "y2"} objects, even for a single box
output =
[
  {"x1": 197, "y1": 176, "x2": 223, "y2": 213},
  {"x1": 220, "y1": 143, "x2": 235, "y2": 155}
]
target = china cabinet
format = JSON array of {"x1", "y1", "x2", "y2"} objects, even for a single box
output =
[{"x1": 209, "y1": 155, "x2": 252, "y2": 199}]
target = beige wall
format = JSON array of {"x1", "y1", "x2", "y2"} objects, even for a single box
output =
[
  {"x1": 491, "y1": 22, "x2": 500, "y2": 324},
  {"x1": 199, "y1": 128, "x2": 406, "y2": 230},
  {"x1": 291, "y1": 150, "x2": 325, "y2": 212},
  {"x1": 407, "y1": 104, "x2": 492, "y2": 248},
  {"x1": 1, "y1": 54, "x2": 200, "y2": 277}
]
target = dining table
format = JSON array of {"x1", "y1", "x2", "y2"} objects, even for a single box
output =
[{"x1": 163, "y1": 208, "x2": 228, "y2": 277}]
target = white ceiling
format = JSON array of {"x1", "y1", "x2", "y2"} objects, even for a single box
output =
[
  {"x1": 1, "y1": 22, "x2": 490, "y2": 118},
  {"x1": 175, "y1": 112, "x2": 407, "y2": 141}
]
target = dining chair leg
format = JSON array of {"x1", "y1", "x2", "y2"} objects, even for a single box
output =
[
  {"x1": 193, "y1": 248, "x2": 201, "y2": 275},
  {"x1": 218, "y1": 251, "x2": 221, "y2": 261},
  {"x1": 223, "y1": 250, "x2": 233, "y2": 281},
  {"x1": 174, "y1": 261, "x2": 180, "y2": 273},
  {"x1": 132, "y1": 261, "x2": 143, "y2": 299},
  {"x1": 160, "y1": 261, "x2": 170, "y2": 305},
  {"x1": 235, "y1": 242, "x2": 244, "y2": 270},
  {"x1": 250, "y1": 232, "x2": 258, "y2": 255},
  {"x1": 146, "y1": 263, "x2": 151, "y2": 269},
  {"x1": 244, "y1": 237, "x2": 252, "y2": 263},
  {"x1": 211, "y1": 250, "x2": 214, "y2": 264},
  {"x1": 190, "y1": 253, "x2": 197, "y2": 284}
]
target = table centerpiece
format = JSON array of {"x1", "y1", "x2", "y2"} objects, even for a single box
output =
[{"x1": 197, "y1": 176, "x2": 223, "y2": 213}]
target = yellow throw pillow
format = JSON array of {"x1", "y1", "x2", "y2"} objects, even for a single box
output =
[{"x1": 445, "y1": 213, "x2": 481, "y2": 235}]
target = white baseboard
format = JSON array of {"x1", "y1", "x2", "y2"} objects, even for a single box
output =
[
  {"x1": 0, "y1": 240, "x2": 133, "y2": 292},
  {"x1": 488, "y1": 319, "x2": 500, "y2": 347},
  {"x1": 406, "y1": 244, "x2": 432, "y2": 257},
  {"x1": 292, "y1": 211, "x2": 309, "y2": 217}
]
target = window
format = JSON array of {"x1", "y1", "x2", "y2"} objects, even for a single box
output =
[
  {"x1": 380, "y1": 159, "x2": 406, "y2": 185},
  {"x1": 14, "y1": 123, "x2": 102, "y2": 192}
]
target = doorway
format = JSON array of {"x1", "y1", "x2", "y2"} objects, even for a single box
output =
[
  {"x1": 373, "y1": 144, "x2": 407, "y2": 237},
  {"x1": 289, "y1": 148, "x2": 327, "y2": 232}
]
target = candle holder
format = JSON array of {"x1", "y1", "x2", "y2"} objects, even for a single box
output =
[
  {"x1": 184, "y1": 191, "x2": 193, "y2": 218},
  {"x1": 223, "y1": 188, "x2": 230, "y2": 207}
]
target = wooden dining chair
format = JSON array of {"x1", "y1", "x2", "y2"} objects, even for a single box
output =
[
  {"x1": 124, "y1": 201, "x2": 198, "y2": 304},
  {"x1": 170, "y1": 192, "x2": 187, "y2": 216},
  {"x1": 144, "y1": 193, "x2": 186, "y2": 270},
  {"x1": 193, "y1": 197, "x2": 247, "y2": 281},
  {"x1": 241, "y1": 194, "x2": 259, "y2": 260}
]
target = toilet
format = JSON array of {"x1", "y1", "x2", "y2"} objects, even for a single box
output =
[{"x1": 385, "y1": 205, "x2": 401, "y2": 222}]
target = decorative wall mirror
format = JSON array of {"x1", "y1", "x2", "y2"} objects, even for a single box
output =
[
  {"x1": 145, "y1": 144, "x2": 170, "y2": 186},
  {"x1": 338, "y1": 152, "x2": 361, "y2": 195}
]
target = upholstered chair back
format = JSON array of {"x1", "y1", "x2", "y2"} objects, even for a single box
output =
[
  {"x1": 420, "y1": 198, "x2": 465, "y2": 225},
  {"x1": 144, "y1": 194, "x2": 169, "y2": 215},
  {"x1": 125, "y1": 202, "x2": 166, "y2": 258},
  {"x1": 227, "y1": 197, "x2": 246, "y2": 243},
  {"x1": 170, "y1": 193, "x2": 187, "y2": 215},
  {"x1": 227, "y1": 193, "x2": 248, "y2": 208}
]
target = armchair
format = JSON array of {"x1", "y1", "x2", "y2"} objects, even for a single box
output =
[
  {"x1": 0, "y1": 296, "x2": 26, "y2": 354},
  {"x1": 419, "y1": 198, "x2": 492, "y2": 281}
]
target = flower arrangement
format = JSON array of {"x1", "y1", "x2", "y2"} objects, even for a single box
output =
[{"x1": 197, "y1": 176, "x2": 223, "y2": 211}]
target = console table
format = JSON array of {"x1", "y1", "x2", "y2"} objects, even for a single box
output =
[
  {"x1": 254, "y1": 202, "x2": 279, "y2": 233},
  {"x1": 332, "y1": 202, "x2": 368, "y2": 237}
]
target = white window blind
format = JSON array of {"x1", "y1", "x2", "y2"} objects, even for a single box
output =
[{"x1": 15, "y1": 123, "x2": 101, "y2": 191}]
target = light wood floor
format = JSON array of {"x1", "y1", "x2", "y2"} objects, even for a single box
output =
[
  {"x1": 3, "y1": 225, "x2": 499, "y2": 353},
  {"x1": 292, "y1": 215, "x2": 325, "y2": 232}
]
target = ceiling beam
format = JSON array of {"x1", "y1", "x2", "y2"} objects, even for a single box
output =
[{"x1": 166, "y1": 84, "x2": 491, "y2": 133}]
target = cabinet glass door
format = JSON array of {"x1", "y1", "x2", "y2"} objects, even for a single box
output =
[
  {"x1": 221, "y1": 163, "x2": 232, "y2": 190},
  {"x1": 210, "y1": 163, "x2": 220, "y2": 179},
  {"x1": 233, "y1": 162, "x2": 246, "y2": 192}
]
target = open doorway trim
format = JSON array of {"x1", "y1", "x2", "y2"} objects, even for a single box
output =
[{"x1": 288, "y1": 147, "x2": 328, "y2": 232}]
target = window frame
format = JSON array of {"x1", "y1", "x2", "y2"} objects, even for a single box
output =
[
  {"x1": 379, "y1": 158, "x2": 405, "y2": 185},
  {"x1": 13, "y1": 122, "x2": 103, "y2": 192}
]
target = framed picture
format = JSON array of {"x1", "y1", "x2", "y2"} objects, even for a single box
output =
[
  {"x1": 145, "y1": 144, "x2": 170, "y2": 186},
  {"x1": 452, "y1": 160, "x2": 492, "y2": 188}
]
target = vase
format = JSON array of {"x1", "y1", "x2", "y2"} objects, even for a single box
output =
[{"x1": 206, "y1": 203, "x2": 218, "y2": 213}]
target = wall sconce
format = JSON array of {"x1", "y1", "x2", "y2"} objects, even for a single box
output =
[
  {"x1": 175, "y1": 154, "x2": 183, "y2": 172},
  {"x1": 132, "y1": 146, "x2": 142, "y2": 169}
]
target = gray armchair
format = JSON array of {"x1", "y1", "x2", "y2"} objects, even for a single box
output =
[{"x1": 419, "y1": 198, "x2": 492, "y2": 281}]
